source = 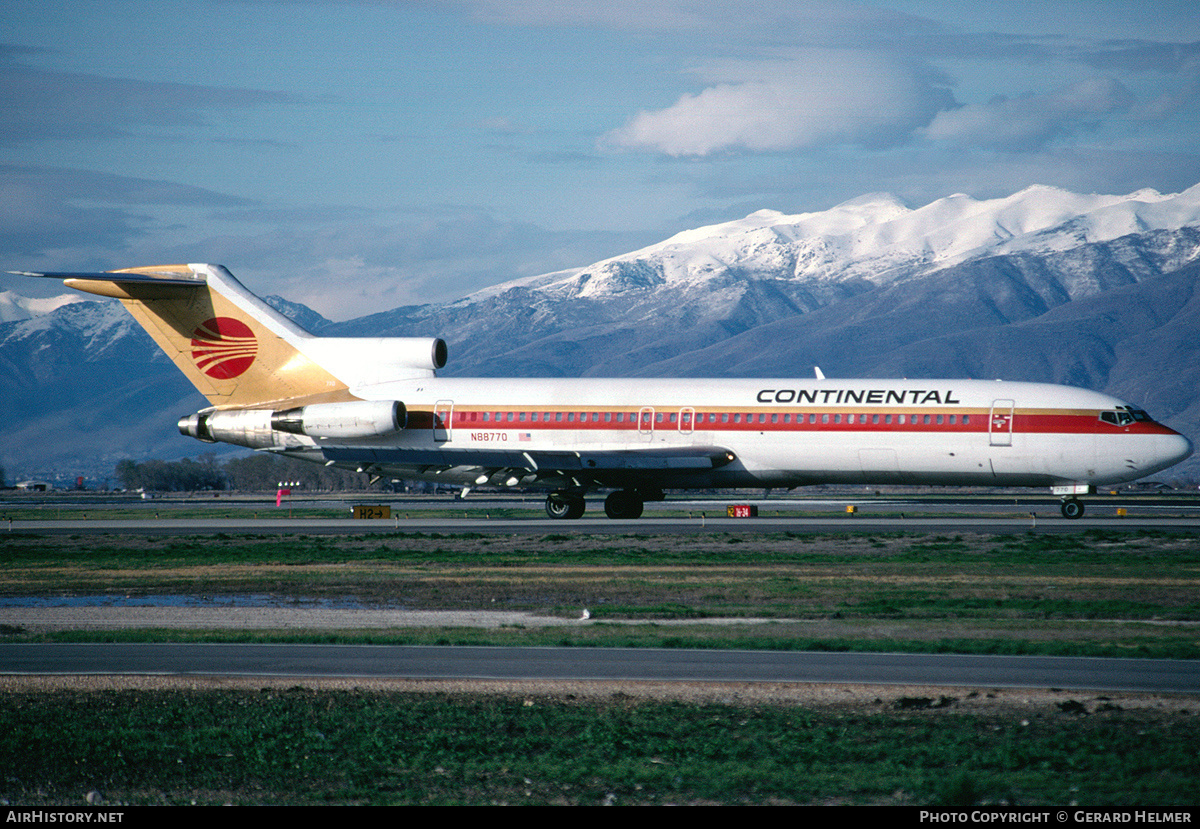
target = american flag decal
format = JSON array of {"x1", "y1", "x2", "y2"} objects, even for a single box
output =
[
  {"x1": 191, "y1": 317, "x2": 258, "y2": 379},
  {"x1": 519, "y1": 432, "x2": 532, "y2": 441}
]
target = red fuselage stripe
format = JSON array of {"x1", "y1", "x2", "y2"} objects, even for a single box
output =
[{"x1": 408, "y1": 409, "x2": 1178, "y2": 437}]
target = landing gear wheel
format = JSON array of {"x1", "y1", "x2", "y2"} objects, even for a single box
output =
[
  {"x1": 1060, "y1": 498, "x2": 1085, "y2": 520},
  {"x1": 546, "y1": 493, "x2": 585, "y2": 520},
  {"x1": 604, "y1": 490, "x2": 645, "y2": 519}
]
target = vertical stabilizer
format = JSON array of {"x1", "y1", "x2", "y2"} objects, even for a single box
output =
[
  {"x1": 57, "y1": 264, "x2": 351, "y2": 408},
  {"x1": 13, "y1": 263, "x2": 449, "y2": 409}
]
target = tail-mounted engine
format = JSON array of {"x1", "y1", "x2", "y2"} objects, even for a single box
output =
[
  {"x1": 178, "y1": 400, "x2": 407, "y2": 448},
  {"x1": 270, "y1": 400, "x2": 406, "y2": 438}
]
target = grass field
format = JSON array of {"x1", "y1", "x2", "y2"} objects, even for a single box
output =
[
  {"x1": 2, "y1": 526, "x2": 1198, "y2": 806},
  {"x1": 1, "y1": 683, "x2": 1197, "y2": 806},
  {"x1": 2, "y1": 528, "x2": 1198, "y2": 657}
]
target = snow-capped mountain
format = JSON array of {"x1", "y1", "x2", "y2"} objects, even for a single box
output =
[
  {"x1": 3, "y1": 182, "x2": 1199, "y2": 481},
  {"x1": 328, "y1": 184, "x2": 1200, "y2": 384},
  {"x1": 0, "y1": 290, "x2": 86, "y2": 324},
  {"x1": 467, "y1": 182, "x2": 1200, "y2": 301}
]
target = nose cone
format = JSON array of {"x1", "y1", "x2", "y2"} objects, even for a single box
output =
[{"x1": 1156, "y1": 431, "x2": 1194, "y2": 472}]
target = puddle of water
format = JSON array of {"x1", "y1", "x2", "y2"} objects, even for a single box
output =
[{"x1": 0, "y1": 594, "x2": 377, "y2": 609}]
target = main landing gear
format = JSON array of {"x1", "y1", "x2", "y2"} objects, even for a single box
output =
[
  {"x1": 544, "y1": 489, "x2": 647, "y2": 519},
  {"x1": 545, "y1": 492, "x2": 586, "y2": 520},
  {"x1": 604, "y1": 489, "x2": 644, "y2": 519},
  {"x1": 1060, "y1": 498, "x2": 1085, "y2": 520}
]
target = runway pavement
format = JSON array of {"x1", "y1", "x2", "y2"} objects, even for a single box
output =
[
  {"x1": 2, "y1": 642, "x2": 1197, "y2": 694},
  {"x1": 6, "y1": 491, "x2": 1200, "y2": 535},
  {"x1": 7, "y1": 513, "x2": 1200, "y2": 535}
]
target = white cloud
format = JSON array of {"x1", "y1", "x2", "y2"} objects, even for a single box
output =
[
  {"x1": 920, "y1": 77, "x2": 1136, "y2": 151},
  {"x1": 602, "y1": 51, "x2": 954, "y2": 156}
]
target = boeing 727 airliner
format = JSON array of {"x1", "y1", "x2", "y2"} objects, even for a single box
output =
[{"x1": 13, "y1": 264, "x2": 1193, "y2": 519}]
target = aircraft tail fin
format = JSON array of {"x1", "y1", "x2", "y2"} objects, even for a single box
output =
[{"x1": 12, "y1": 264, "x2": 446, "y2": 409}]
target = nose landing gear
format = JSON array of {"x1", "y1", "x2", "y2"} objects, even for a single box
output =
[
  {"x1": 1052, "y1": 484, "x2": 1092, "y2": 520},
  {"x1": 1060, "y1": 498, "x2": 1085, "y2": 519}
]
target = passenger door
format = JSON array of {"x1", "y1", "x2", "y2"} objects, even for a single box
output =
[
  {"x1": 433, "y1": 399, "x2": 453, "y2": 443},
  {"x1": 989, "y1": 399, "x2": 1014, "y2": 447}
]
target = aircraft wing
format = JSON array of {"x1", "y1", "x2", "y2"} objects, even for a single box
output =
[{"x1": 320, "y1": 445, "x2": 736, "y2": 484}]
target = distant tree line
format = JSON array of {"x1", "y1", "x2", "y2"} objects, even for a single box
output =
[
  {"x1": 223, "y1": 454, "x2": 381, "y2": 491},
  {"x1": 115, "y1": 458, "x2": 226, "y2": 492},
  {"x1": 114, "y1": 454, "x2": 382, "y2": 492}
]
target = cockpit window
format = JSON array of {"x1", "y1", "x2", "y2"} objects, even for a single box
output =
[
  {"x1": 1103, "y1": 406, "x2": 1154, "y2": 425},
  {"x1": 1104, "y1": 407, "x2": 1152, "y2": 427}
]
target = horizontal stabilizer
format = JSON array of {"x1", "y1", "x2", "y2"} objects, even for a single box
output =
[{"x1": 8, "y1": 269, "x2": 203, "y2": 287}]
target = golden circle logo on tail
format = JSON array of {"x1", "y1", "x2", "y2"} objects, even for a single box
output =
[{"x1": 191, "y1": 317, "x2": 257, "y2": 379}]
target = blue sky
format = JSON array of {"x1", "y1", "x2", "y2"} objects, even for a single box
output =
[{"x1": 3, "y1": 0, "x2": 1199, "y2": 319}]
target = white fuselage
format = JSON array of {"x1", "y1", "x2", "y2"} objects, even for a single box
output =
[{"x1": 283, "y1": 376, "x2": 1192, "y2": 491}]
